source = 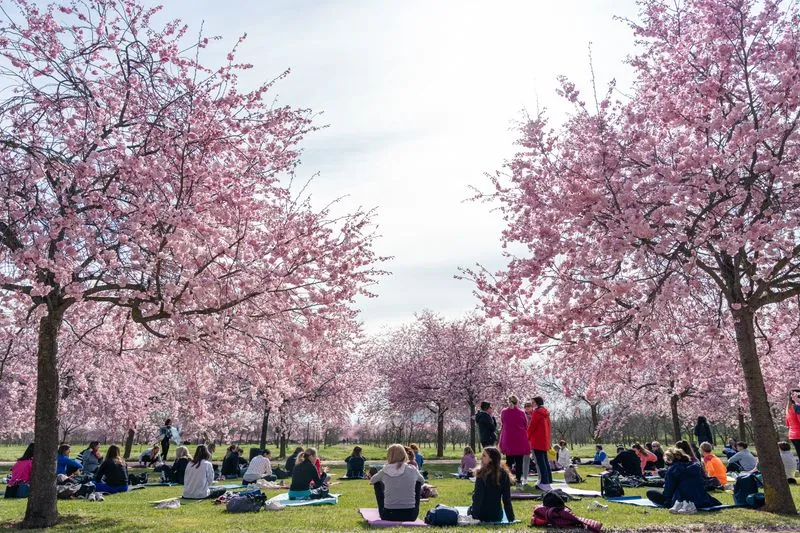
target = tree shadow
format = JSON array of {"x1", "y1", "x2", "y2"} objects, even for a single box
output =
[{"x1": 0, "y1": 514, "x2": 125, "y2": 532}]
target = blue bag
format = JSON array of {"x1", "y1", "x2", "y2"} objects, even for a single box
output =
[
  {"x1": 733, "y1": 473, "x2": 759, "y2": 506},
  {"x1": 424, "y1": 504, "x2": 459, "y2": 526}
]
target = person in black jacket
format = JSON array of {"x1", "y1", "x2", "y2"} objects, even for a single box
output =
[
  {"x1": 285, "y1": 446, "x2": 304, "y2": 475},
  {"x1": 167, "y1": 446, "x2": 190, "y2": 484},
  {"x1": 289, "y1": 450, "x2": 326, "y2": 499},
  {"x1": 469, "y1": 446, "x2": 515, "y2": 523},
  {"x1": 693, "y1": 417, "x2": 713, "y2": 457},
  {"x1": 610, "y1": 446, "x2": 642, "y2": 477},
  {"x1": 345, "y1": 446, "x2": 366, "y2": 478},
  {"x1": 475, "y1": 402, "x2": 498, "y2": 447},
  {"x1": 221, "y1": 445, "x2": 242, "y2": 478},
  {"x1": 95, "y1": 445, "x2": 129, "y2": 494},
  {"x1": 651, "y1": 441, "x2": 665, "y2": 469}
]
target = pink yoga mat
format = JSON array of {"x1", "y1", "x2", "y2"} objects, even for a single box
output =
[{"x1": 359, "y1": 508, "x2": 427, "y2": 528}]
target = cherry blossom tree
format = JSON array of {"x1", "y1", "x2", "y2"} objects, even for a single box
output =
[
  {"x1": 0, "y1": 0, "x2": 382, "y2": 526},
  {"x1": 470, "y1": 0, "x2": 800, "y2": 514}
]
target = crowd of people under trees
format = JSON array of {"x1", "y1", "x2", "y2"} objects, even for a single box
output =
[{"x1": 6, "y1": 389, "x2": 800, "y2": 521}]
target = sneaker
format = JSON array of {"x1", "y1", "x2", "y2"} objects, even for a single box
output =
[
  {"x1": 669, "y1": 500, "x2": 684, "y2": 514},
  {"x1": 678, "y1": 501, "x2": 697, "y2": 514},
  {"x1": 264, "y1": 500, "x2": 285, "y2": 511},
  {"x1": 535, "y1": 483, "x2": 552, "y2": 491},
  {"x1": 587, "y1": 500, "x2": 608, "y2": 510}
]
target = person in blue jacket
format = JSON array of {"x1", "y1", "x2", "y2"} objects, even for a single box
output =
[
  {"x1": 645, "y1": 448, "x2": 721, "y2": 514},
  {"x1": 56, "y1": 444, "x2": 83, "y2": 476},
  {"x1": 590, "y1": 445, "x2": 607, "y2": 465}
]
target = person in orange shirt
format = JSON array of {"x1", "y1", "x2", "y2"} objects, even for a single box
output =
[{"x1": 699, "y1": 442, "x2": 727, "y2": 487}]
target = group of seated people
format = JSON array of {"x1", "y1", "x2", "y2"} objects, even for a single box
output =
[{"x1": 368, "y1": 443, "x2": 514, "y2": 523}]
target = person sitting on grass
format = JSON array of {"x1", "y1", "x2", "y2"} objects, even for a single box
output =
[
  {"x1": 243, "y1": 448, "x2": 276, "y2": 484},
  {"x1": 404, "y1": 446, "x2": 418, "y2": 467},
  {"x1": 699, "y1": 442, "x2": 727, "y2": 487},
  {"x1": 610, "y1": 446, "x2": 642, "y2": 477},
  {"x1": 646, "y1": 448, "x2": 721, "y2": 514},
  {"x1": 370, "y1": 443, "x2": 425, "y2": 521},
  {"x1": 675, "y1": 440, "x2": 699, "y2": 462},
  {"x1": 632, "y1": 443, "x2": 658, "y2": 475},
  {"x1": 4, "y1": 443, "x2": 33, "y2": 499},
  {"x1": 77, "y1": 441, "x2": 103, "y2": 475},
  {"x1": 779, "y1": 441, "x2": 797, "y2": 484},
  {"x1": 409, "y1": 443, "x2": 424, "y2": 470},
  {"x1": 94, "y1": 445, "x2": 129, "y2": 494},
  {"x1": 461, "y1": 446, "x2": 477, "y2": 476},
  {"x1": 590, "y1": 445, "x2": 607, "y2": 465},
  {"x1": 345, "y1": 446, "x2": 366, "y2": 478},
  {"x1": 56, "y1": 444, "x2": 83, "y2": 476},
  {"x1": 183, "y1": 445, "x2": 226, "y2": 499},
  {"x1": 138, "y1": 444, "x2": 161, "y2": 468},
  {"x1": 285, "y1": 446, "x2": 304, "y2": 475},
  {"x1": 468, "y1": 446, "x2": 515, "y2": 523},
  {"x1": 557, "y1": 440, "x2": 571, "y2": 470},
  {"x1": 722, "y1": 438, "x2": 737, "y2": 459},
  {"x1": 726, "y1": 441, "x2": 757, "y2": 473},
  {"x1": 651, "y1": 441, "x2": 665, "y2": 469},
  {"x1": 221, "y1": 445, "x2": 243, "y2": 479},
  {"x1": 289, "y1": 449, "x2": 327, "y2": 499},
  {"x1": 167, "y1": 446, "x2": 190, "y2": 484}
]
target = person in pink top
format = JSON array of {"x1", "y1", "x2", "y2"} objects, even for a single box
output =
[
  {"x1": 786, "y1": 389, "x2": 800, "y2": 460},
  {"x1": 498, "y1": 395, "x2": 530, "y2": 488},
  {"x1": 632, "y1": 443, "x2": 658, "y2": 475},
  {"x1": 5, "y1": 443, "x2": 33, "y2": 499}
]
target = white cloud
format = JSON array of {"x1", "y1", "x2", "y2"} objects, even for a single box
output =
[{"x1": 171, "y1": 0, "x2": 640, "y2": 331}]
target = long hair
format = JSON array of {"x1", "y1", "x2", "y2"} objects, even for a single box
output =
[
  {"x1": 57, "y1": 444, "x2": 70, "y2": 456},
  {"x1": 675, "y1": 440, "x2": 696, "y2": 461},
  {"x1": 191, "y1": 445, "x2": 211, "y2": 468},
  {"x1": 669, "y1": 447, "x2": 691, "y2": 463},
  {"x1": 301, "y1": 448, "x2": 317, "y2": 464},
  {"x1": 19, "y1": 443, "x2": 34, "y2": 461},
  {"x1": 106, "y1": 445, "x2": 121, "y2": 463},
  {"x1": 352, "y1": 446, "x2": 363, "y2": 457},
  {"x1": 475, "y1": 446, "x2": 514, "y2": 486},
  {"x1": 386, "y1": 444, "x2": 407, "y2": 465}
]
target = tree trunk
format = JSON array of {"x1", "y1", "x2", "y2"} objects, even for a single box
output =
[
  {"x1": 737, "y1": 407, "x2": 747, "y2": 443},
  {"x1": 23, "y1": 312, "x2": 65, "y2": 529},
  {"x1": 669, "y1": 394, "x2": 681, "y2": 443},
  {"x1": 467, "y1": 400, "x2": 476, "y2": 451},
  {"x1": 279, "y1": 431, "x2": 287, "y2": 459},
  {"x1": 436, "y1": 407, "x2": 446, "y2": 458},
  {"x1": 734, "y1": 310, "x2": 796, "y2": 514},
  {"x1": 123, "y1": 429, "x2": 135, "y2": 460},
  {"x1": 590, "y1": 403, "x2": 600, "y2": 443},
  {"x1": 259, "y1": 407, "x2": 270, "y2": 450}
]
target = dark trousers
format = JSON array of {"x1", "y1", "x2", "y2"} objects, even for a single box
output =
[
  {"x1": 726, "y1": 461, "x2": 742, "y2": 473},
  {"x1": 373, "y1": 480, "x2": 422, "y2": 521},
  {"x1": 506, "y1": 455, "x2": 524, "y2": 481},
  {"x1": 533, "y1": 449, "x2": 552, "y2": 484},
  {"x1": 791, "y1": 440, "x2": 800, "y2": 462},
  {"x1": 646, "y1": 489, "x2": 667, "y2": 507},
  {"x1": 160, "y1": 439, "x2": 170, "y2": 461},
  {"x1": 273, "y1": 467, "x2": 290, "y2": 479}
]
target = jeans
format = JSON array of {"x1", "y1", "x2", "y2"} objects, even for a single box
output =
[
  {"x1": 533, "y1": 449, "x2": 552, "y2": 484},
  {"x1": 373, "y1": 480, "x2": 422, "y2": 521},
  {"x1": 522, "y1": 454, "x2": 531, "y2": 482},
  {"x1": 94, "y1": 483, "x2": 129, "y2": 494}
]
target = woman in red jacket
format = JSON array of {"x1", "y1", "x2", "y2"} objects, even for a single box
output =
[
  {"x1": 527, "y1": 396, "x2": 553, "y2": 489},
  {"x1": 786, "y1": 389, "x2": 800, "y2": 459}
]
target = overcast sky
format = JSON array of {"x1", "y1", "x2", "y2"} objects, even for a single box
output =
[{"x1": 171, "y1": 0, "x2": 641, "y2": 333}]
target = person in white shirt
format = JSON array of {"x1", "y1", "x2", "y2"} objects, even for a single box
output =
[
  {"x1": 557, "y1": 440, "x2": 571, "y2": 469},
  {"x1": 183, "y1": 445, "x2": 226, "y2": 499},
  {"x1": 243, "y1": 448, "x2": 277, "y2": 483},
  {"x1": 779, "y1": 441, "x2": 797, "y2": 484}
]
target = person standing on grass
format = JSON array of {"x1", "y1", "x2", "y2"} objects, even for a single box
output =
[
  {"x1": 527, "y1": 396, "x2": 553, "y2": 489},
  {"x1": 499, "y1": 395, "x2": 530, "y2": 488},
  {"x1": 475, "y1": 401, "x2": 498, "y2": 448},
  {"x1": 158, "y1": 418, "x2": 174, "y2": 461},
  {"x1": 786, "y1": 389, "x2": 800, "y2": 460},
  {"x1": 183, "y1": 445, "x2": 226, "y2": 499},
  {"x1": 94, "y1": 445, "x2": 129, "y2": 494},
  {"x1": 370, "y1": 444, "x2": 425, "y2": 521}
]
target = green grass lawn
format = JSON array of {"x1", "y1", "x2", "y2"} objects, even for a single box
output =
[{"x1": 2, "y1": 464, "x2": 800, "y2": 532}]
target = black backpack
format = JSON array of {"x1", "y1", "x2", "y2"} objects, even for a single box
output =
[
  {"x1": 733, "y1": 473, "x2": 760, "y2": 506},
  {"x1": 424, "y1": 504, "x2": 459, "y2": 526},
  {"x1": 542, "y1": 489, "x2": 570, "y2": 508},
  {"x1": 600, "y1": 473, "x2": 624, "y2": 498}
]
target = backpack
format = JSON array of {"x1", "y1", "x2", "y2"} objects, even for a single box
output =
[
  {"x1": 226, "y1": 493, "x2": 264, "y2": 513},
  {"x1": 309, "y1": 487, "x2": 330, "y2": 500},
  {"x1": 600, "y1": 473, "x2": 624, "y2": 498},
  {"x1": 129, "y1": 472, "x2": 148, "y2": 485},
  {"x1": 733, "y1": 473, "x2": 760, "y2": 506},
  {"x1": 424, "y1": 504, "x2": 459, "y2": 526},
  {"x1": 420, "y1": 483, "x2": 438, "y2": 498},
  {"x1": 564, "y1": 465, "x2": 583, "y2": 484},
  {"x1": 542, "y1": 489, "x2": 569, "y2": 508}
]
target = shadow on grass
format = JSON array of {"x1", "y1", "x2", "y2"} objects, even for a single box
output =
[{"x1": 0, "y1": 514, "x2": 125, "y2": 532}]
